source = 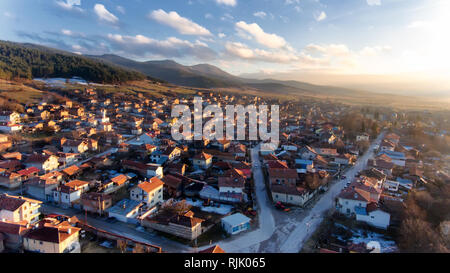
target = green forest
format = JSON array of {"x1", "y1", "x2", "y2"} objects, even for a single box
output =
[{"x1": 0, "y1": 41, "x2": 148, "y2": 84}]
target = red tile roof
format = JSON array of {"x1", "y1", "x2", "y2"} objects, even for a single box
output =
[{"x1": 137, "y1": 177, "x2": 164, "y2": 193}]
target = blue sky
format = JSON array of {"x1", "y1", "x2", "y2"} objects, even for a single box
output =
[{"x1": 1, "y1": 0, "x2": 450, "y2": 89}]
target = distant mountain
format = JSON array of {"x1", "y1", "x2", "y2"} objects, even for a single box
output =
[
  {"x1": 89, "y1": 54, "x2": 368, "y2": 97},
  {"x1": 0, "y1": 41, "x2": 151, "y2": 84},
  {"x1": 88, "y1": 54, "x2": 243, "y2": 88}
]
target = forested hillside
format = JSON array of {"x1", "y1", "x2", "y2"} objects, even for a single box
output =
[{"x1": 0, "y1": 41, "x2": 148, "y2": 84}]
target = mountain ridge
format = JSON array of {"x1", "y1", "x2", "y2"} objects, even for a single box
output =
[{"x1": 88, "y1": 53, "x2": 370, "y2": 97}]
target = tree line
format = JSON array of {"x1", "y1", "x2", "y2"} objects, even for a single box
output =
[{"x1": 0, "y1": 41, "x2": 148, "y2": 84}]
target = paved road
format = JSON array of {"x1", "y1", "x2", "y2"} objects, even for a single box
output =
[
  {"x1": 278, "y1": 132, "x2": 385, "y2": 253},
  {"x1": 218, "y1": 144, "x2": 276, "y2": 252}
]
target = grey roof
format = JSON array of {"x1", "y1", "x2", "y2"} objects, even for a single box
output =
[
  {"x1": 221, "y1": 213, "x2": 251, "y2": 226},
  {"x1": 106, "y1": 199, "x2": 142, "y2": 216}
]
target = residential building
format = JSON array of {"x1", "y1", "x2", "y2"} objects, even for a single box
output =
[
  {"x1": 130, "y1": 177, "x2": 164, "y2": 207},
  {"x1": 221, "y1": 213, "x2": 251, "y2": 235},
  {"x1": 0, "y1": 194, "x2": 42, "y2": 224}
]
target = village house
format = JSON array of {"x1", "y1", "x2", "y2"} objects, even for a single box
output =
[
  {"x1": 0, "y1": 111, "x2": 21, "y2": 124},
  {"x1": 162, "y1": 174, "x2": 183, "y2": 198},
  {"x1": 141, "y1": 209, "x2": 204, "y2": 241},
  {"x1": 355, "y1": 203, "x2": 391, "y2": 230},
  {"x1": 52, "y1": 180, "x2": 90, "y2": 207},
  {"x1": 122, "y1": 160, "x2": 164, "y2": 179},
  {"x1": 24, "y1": 154, "x2": 59, "y2": 173},
  {"x1": 0, "y1": 194, "x2": 42, "y2": 224},
  {"x1": 106, "y1": 199, "x2": 143, "y2": 223},
  {"x1": 192, "y1": 152, "x2": 213, "y2": 170},
  {"x1": 336, "y1": 181, "x2": 381, "y2": 215},
  {"x1": 0, "y1": 221, "x2": 30, "y2": 252},
  {"x1": 17, "y1": 167, "x2": 40, "y2": 181},
  {"x1": 62, "y1": 140, "x2": 89, "y2": 154},
  {"x1": 81, "y1": 192, "x2": 113, "y2": 215},
  {"x1": 22, "y1": 219, "x2": 81, "y2": 253},
  {"x1": 268, "y1": 168, "x2": 298, "y2": 187},
  {"x1": 0, "y1": 171, "x2": 22, "y2": 189},
  {"x1": 0, "y1": 122, "x2": 22, "y2": 133},
  {"x1": 218, "y1": 175, "x2": 245, "y2": 203},
  {"x1": 130, "y1": 177, "x2": 164, "y2": 207},
  {"x1": 25, "y1": 177, "x2": 60, "y2": 202},
  {"x1": 221, "y1": 213, "x2": 251, "y2": 235},
  {"x1": 271, "y1": 185, "x2": 312, "y2": 207},
  {"x1": 0, "y1": 134, "x2": 12, "y2": 152}
]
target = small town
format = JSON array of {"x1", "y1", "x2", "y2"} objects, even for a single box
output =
[
  {"x1": 1, "y1": 1, "x2": 449, "y2": 267},
  {"x1": 0, "y1": 79, "x2": 448, "y2": 254}
]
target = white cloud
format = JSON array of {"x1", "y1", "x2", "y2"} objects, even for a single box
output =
[
  {"x1": 149, "y1": 9, "x2": 212, "y2": 36},
  {"x1": 116, "y1": 6, "x2": 125, "y2": 14},
  {"x1": 235, "y1": 21, "x2": 288, "y2": 49},
  {"x1": 218, "y1": 33, "x2": 226, "y2": 38},
  {"x1": 61, "y1": 29, "x2": 73, "y2": 36},
  {"x1": 106, "y1": 33, "x2": 217, "y2": 60},
  {"x1": 225, "y1": 42, "x2": 299, "y2": 63},
  {"x1": 314, "y1": 11, "x2": 327, "y2": 22},
  {"x1": 221, "y1": 13, "x2": 234, "y2": 21},
  {"x1": 94, "y1": 4, "x2": 119, "y2": 24},
  {"x1": 253, "y1": 11, "x2": 267, "y2": 19},
  {"x1": 55, "y1": 0, "x2": 84, "y2": 13},
  {"x1": 366, "y1": 0, "x2": 381, "y2": 6},
  {"x1": 216, "y1": 0, "x2": 237, "y2": 7}
]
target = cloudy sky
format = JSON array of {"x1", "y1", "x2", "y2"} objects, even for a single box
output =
[{"x1": 1, "y1": 0, "x2": 450, "y2": 92}]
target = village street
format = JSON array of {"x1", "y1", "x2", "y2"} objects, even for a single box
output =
[
  {"x1": 219, "y1": 132, "x2": 384, "y2": 253},
  {"x1": 218, "y1": 144, "x2": 276, "y2": 252}
]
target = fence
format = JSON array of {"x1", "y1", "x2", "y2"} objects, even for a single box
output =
[{"x1": 76, "y1": 221, "x2": 162, "y2": 253}]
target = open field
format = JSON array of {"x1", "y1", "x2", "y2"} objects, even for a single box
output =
[
  {"x1": 0, "y1": 79, "x2": 46, "y2": 104},
  {"x1": 0, "y1": 78, "x2": 447, "y2": 112}
]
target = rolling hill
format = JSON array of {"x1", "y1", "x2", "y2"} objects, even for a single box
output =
[
  {"x1": 88, "y1": 54, "x2": 371, "y2": 98},
  {"x1": 0, "y1": 41, "x2": 153, "y2": 84}
]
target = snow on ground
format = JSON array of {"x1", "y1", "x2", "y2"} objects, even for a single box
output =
[
  {"x1": 217, "y1": 145, "x2": 276, "y2": 253},
  {"x1": 334, "y1": 223, "x2": 398, "y2": 253},
  {"x1": 185, "y1": 198, "x2": 233, "y2": 215},
  {"x1": 34, "y1": 77, "x2": 88, "y2": 86}
]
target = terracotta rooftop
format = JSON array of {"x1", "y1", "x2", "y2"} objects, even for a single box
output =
[
  {"x1": 137, "y1": 177, "x2": 164, "y2": 193},
  {"x1": 199, "y1": 245, "x2": 225, "y2": 253}
]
